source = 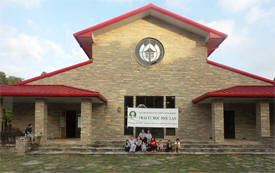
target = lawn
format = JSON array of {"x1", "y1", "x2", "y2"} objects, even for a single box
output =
[{"x1": 0, "y1": 154, "x2": 274, "y2": 172}]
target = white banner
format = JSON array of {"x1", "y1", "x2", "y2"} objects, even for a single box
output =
[{"x1": 127, "y1": 108, "x2": 178, "y2": 128}]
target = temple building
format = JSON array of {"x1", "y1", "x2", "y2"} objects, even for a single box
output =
[{"x1": 0, "y1": 4, "x2": 274, "y2": 145}]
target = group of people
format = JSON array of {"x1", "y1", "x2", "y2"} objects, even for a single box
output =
[{"x1": 124, "y1": 129, "x2": 181, "y2": 153}]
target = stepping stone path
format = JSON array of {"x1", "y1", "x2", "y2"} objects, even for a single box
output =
[{"x1": 20, "y1": 160, "x2": 43, "y2": 166}]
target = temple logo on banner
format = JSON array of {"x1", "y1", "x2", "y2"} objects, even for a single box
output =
[{"x1": 127, "y1": 108, "x2": 178, "y2": 128}]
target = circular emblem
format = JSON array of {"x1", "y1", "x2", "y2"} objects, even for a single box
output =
[
  {"x1": 135, "y1": 38, "x2": 164, "y2": 66},
  {"x1": 129, "y1": 111, "x2": 137, "y2": 119}
]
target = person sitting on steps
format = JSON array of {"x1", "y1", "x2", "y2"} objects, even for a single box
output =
[
  {"x1": 174, "y1": 138, "x2": 181, "y2": 152},
  {"x1": 24, "y1": 123, "x2": 36, "y2": 144},
  {"x1": 124, "y1": 140, "x2": 130, "y2": 152},
  {"x1": 166, "y1": 140, "x2": 173, "y2": 152}
]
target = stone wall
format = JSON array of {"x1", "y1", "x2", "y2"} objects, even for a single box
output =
[
  {"x1": 12, "y1": 103, "x2": 81, "y2": 139},
  {"x1": 26, "y1": 17, "x2": 272, "y2": 141}
]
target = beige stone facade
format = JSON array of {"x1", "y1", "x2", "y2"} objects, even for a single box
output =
[{"x1": 5, "y1": 15, "x2": 274, "y2": 144}]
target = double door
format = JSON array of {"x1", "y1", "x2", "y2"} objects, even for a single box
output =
[{"x1": 60, "y1": 111, "x2": 81, "y2": 138}]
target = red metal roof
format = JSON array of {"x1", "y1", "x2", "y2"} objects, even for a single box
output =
[
  {"x1": 192, "y1": 85, "x2": 275, "y2": 104},
  {"x1": 0, "y1": 85, "x2": 107, "y2": 102},
  {"x1": 74, "y1": 3, "x2": 227, "y2": 59}
]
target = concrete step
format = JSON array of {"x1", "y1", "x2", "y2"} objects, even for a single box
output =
[{"x1": 27, "y1": 150, "x2": 275, "y2": 155}]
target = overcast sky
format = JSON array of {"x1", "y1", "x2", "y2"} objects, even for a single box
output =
[{"x1": 0, "y1": 0, "x2": 274, "y2": 80}]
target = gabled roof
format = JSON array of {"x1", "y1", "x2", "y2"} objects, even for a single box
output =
[
  {"x1": 74, "y1": 3, "x2": 227, "y2": 59},
  {"x1": 0, "y1": 85, "x2": 107, "y2": 102},
  {"x1": 192, "y1": 85, "x2": 275, "y2": 104}
]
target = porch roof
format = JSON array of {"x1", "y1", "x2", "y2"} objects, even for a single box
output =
[
  {"x1": 0, "y1": 85, "x2": 107, "y2": 103},
  {"x1": 192, "y1": 85, "x2": 275, "y2": 104}
]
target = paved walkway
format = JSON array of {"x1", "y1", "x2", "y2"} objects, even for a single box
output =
[{"x1": 0, "y1": 155, "x2": 274, "y2": 172}]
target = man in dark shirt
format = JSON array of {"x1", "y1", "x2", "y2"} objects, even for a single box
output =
[{"x1": 25, "y1": 123, "x2": 35, "y2": 144}]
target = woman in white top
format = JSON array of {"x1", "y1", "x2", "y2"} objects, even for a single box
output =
[
  {"x1": 138, "y1": 129, "x2": 147, "y2": 143},
  {"x1": 145, "y1": 129, "x2": 152, "y2": 143}
]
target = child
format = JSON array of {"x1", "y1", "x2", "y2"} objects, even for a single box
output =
[
  {"x1": 135, "y1": 136, "x2": 142, "y2": 152},
  {"x1": 124, "y1": 140, "x2": 130, "y2": 152},
  {"x1": 150, "y1": 137, "x2": 158, "y2": 152},
  {"x1": 174, "y1": 138, "x2": 180, "y2": 152},
  {"x1": 166, "y1": 140, "x2": 173, "y2": 152},
  {"x1": 158, "y1": 140, "x2": 164, "y2": 152},
  {"x1": 141, "y1": 141, "x2": 147, "y2": 152}
]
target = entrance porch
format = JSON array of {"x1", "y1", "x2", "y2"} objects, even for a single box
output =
[
  {"x1": 193, "y1": 85, "x2": 274, "y2": 143},
  {"x1": 0, "y1": 85, "x2": 107, "y2": 145}
]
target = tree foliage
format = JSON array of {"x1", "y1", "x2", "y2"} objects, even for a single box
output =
[{"x1": 0, "y1": 71, "x2": 23, "y2": 84}]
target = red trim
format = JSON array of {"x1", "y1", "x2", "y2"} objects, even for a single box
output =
[
  {"x1": 0, "y1": 85, "x2": 107, "y2": 102},
  {"x1": 14, "y1": 60, "x2": 93, "y2": 85},
  {"x1": 74, "y1": 3, "x2": 227, "y2": 59},
  {"x1": 207, "y1": 60, "x2": 275, "y2": 85},
  {"x1": 192, "y1": 85, "x2": 275, "y2": 103}
]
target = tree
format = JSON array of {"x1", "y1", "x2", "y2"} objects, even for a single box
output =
[
  {"x1": 0, "y1": 72, "x2": 7, "y2": 84},
  {"x1": 41, "y1": 71, "x2": 47, "y2": 75},
  {"x1": 0, "y1": 71, "x2": 23, "y2": 84}
]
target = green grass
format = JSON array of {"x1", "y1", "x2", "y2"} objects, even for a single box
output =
[{"x1": 0, "y1": 154, "x2": 274, "y2": 172}]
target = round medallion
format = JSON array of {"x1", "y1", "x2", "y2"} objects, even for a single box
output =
[{"x1": 135, "y1": 38, "x2": 164, "y2": 66}]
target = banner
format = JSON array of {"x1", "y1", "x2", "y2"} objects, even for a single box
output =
[{"x1": 127, "y1": 108, "x2": 178, "y2": 128}]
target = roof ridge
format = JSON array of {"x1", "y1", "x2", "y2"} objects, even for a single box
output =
[{"x1": 14, "y1": 59, "x2": 93, "y2": 85}]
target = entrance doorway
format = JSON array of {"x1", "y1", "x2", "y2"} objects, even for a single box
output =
[
  {"x1": 60, "y1": 111, "x2": 80, "y2": 138},
  {"x1": 224, "y1": 111, "x2": 235, "y2": 139},
  {"x1": 136, "y1": 96, "x2": 164, "y2": 138}
]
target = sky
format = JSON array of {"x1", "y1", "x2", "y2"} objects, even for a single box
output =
[{"x1": 0, "y1": 0, "x2": 274, "y2": 80}]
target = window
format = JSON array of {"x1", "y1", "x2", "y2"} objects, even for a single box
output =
[
  {"x1": 124, "y1": 96, "x2": 133, "y2": 135},
  {"x1": 166, "y1": 96, "x2": 176, "y2": 136},
  {"x1": 136, "y1": 96, "x2": 164, "y2": 138}
]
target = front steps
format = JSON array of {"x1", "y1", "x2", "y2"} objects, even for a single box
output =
[{"x1": 28, "y1": 140, "x2": 275, "y2": 155}]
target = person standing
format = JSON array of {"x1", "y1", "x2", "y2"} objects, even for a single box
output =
[
  {"x1": 145, "y1": 129, "x2": 152, "y2": 143},
  {"x1": 138, "y1": 129, "x2": 147, "y2": 143}
]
